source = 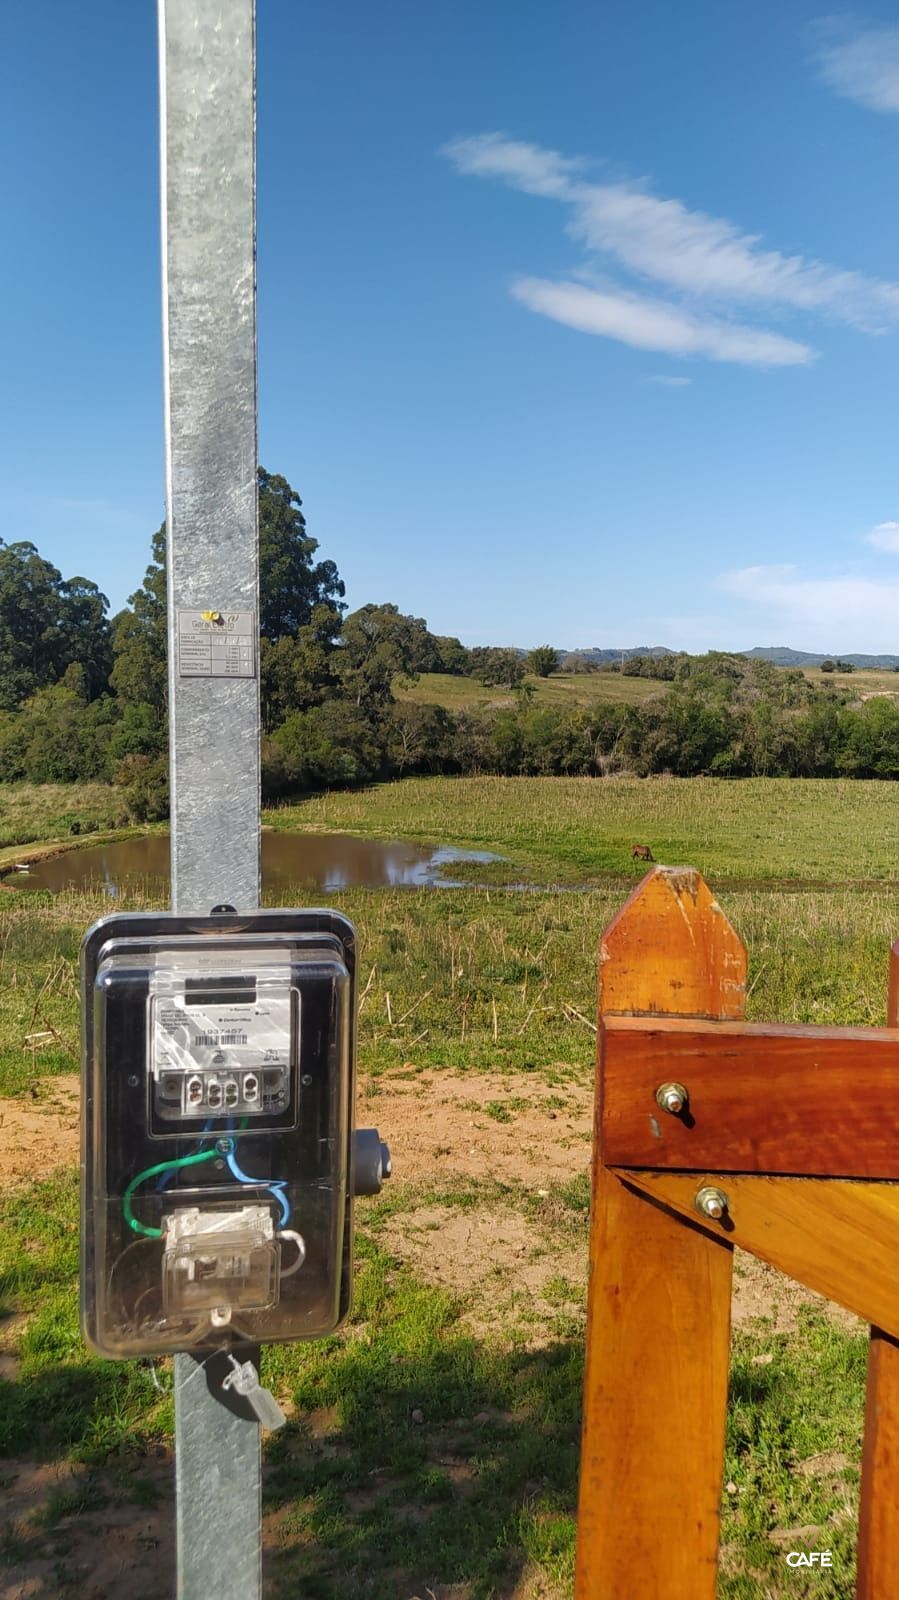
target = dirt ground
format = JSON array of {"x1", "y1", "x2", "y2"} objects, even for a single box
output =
[
  {"x1": 0, "y1": 1080, "x2": 80, "y2": 1188},
  {"x1": 0, "y1": 1460, "x2": 173, "y2": 1600},
  {"x1": 359, "y1": 1067, "x2": 595, "y2": 1189}
]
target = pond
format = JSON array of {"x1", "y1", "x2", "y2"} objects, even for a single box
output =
[{"x1": 8, "y1": 833, "x2": 502, "y2": 896}]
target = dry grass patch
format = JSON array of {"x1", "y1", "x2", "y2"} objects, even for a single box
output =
[
  {"x1": 380, "y1": 1202, "x2": 585, "y2": 1345},
  {"x1": 0, "y1": 1078, "x2": 80, "y2": 1188}
]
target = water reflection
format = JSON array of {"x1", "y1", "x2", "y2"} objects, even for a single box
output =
[{"x1": 13, "y1": 833, "x2": 501, "y2": 896}]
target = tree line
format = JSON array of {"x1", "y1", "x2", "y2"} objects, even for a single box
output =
[
  {"x1": 0, "y1": 470, "x2": 541, "y2": 814},
  {"x1": 2, "y1": 471, "x2": 899, "y2": 816}
]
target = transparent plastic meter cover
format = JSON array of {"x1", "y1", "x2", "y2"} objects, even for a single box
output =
[{"x1": 80, "y1": 911, "x2": 355, "y2": 1359}]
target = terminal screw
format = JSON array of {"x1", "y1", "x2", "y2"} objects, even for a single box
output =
[
  {"x1": 655, "y1": 1081, "x2": 688, "y2": 1116},
  {"x1": 695, "y1": 1185, "x2": 728, "y2": 1221}
]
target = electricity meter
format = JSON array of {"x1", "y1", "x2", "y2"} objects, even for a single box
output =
[{"x1": 81, "y1": 908, "x2": 385, "y2": 1359}]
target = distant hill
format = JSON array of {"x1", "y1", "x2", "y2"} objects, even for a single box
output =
[
  {"x1": 553, "y1": 644, "x2": 899, "y2": 670},
  {"x1": 742, "y1": 647, "x2": 899, "y2": 669}
]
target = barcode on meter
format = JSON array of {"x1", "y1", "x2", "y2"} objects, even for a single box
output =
[{"x1": 192, "y1": 1031, "x2": 248, "y2": 1047}]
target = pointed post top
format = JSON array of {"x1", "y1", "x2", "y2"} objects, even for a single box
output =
[{"x1": 599, "y1": 866, "x2": 746, "y2": 1021}]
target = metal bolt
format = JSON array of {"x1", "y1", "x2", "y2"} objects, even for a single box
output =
[
  {"x1": 655, "y1": 1081, "x2": 688, "y2": 1116},
  {"x1": 695, "y1": 1185, "x2": 728, "y2": 1221}
]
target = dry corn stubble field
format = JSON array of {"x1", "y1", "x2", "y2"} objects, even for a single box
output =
[{"x1": 1, "y1": 774, "x2": 895, "y2": 1599}]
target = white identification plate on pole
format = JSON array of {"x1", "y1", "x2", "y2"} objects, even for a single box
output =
[{"x1": 177, "y1": 610, "x2": 256, "y2": 678}]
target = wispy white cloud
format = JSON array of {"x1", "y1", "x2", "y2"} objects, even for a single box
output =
[
  {"x1": 513, "y1": 279, "x2": 813, "y2": 367},
  {"x1": 442, "y1": 133, "x2": 585, "y2": 198},
  {"x1": 814, "y1": 20, "x2": 899, "y2": 113},
  {"x1": 865, "y1": 520, "x2": 899, "y2": 551},
  {"x1": 442, "y1": 132, "x2": 899, "y2": 366},
  {"x1": 718, "y1": 562, "x2": 899, "y2": 642},
  {"x1": 644, "y1": 374, "x2": 693, "y2": 387}
]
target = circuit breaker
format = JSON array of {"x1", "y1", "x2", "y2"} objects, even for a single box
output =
[{"x1": 81, "y1": 908, "x2": 386, "y2": 1360}]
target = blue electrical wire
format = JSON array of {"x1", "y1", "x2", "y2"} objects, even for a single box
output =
[
  {"x1": 224, "y1": 1144, "x2": 291, "y2": 1225},
  {"x1": 152, "y1": 1117, "x2": 291, "y2": 1224}
]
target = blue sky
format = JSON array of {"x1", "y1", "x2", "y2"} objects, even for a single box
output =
[{"x1": 3, "y1": 3, "x2": 899, "y2": 652}]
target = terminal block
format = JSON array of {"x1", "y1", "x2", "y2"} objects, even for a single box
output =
[{"x1": 162, "y1": 1204, "x2": 279, "y2": 1326}]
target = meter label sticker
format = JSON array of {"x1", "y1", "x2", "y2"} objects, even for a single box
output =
[
  {"x1": 177, "y1": 610, "x2": 256, "y2": 678},
  {"x1": 153, "y1": 990, "x2": 293, "y2": 1075}
]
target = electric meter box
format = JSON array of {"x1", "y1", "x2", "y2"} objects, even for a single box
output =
[{"x1": 81, "y1": 909, "x2": 357, "y2": 1359}]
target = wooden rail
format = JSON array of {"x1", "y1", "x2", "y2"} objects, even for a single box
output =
[{"x1": 575, "y1": 865, "x2": 899, "y2": 1600}]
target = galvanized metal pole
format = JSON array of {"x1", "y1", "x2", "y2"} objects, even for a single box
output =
[{"x1": 158, "y1": 2, "x2": 262, "y2": 1595}]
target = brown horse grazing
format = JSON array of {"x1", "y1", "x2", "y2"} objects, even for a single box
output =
[{"x1": 631, "y1": 845, "x2": 654, "y2": 861}]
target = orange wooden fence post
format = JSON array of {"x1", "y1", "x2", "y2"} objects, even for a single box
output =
[
  {"x1": 855, "y1": 940, "x2": 899, "y2": 1600},
  {"x1": 575, "y1": 868, "x2": 746, "y2": 1600},
  {"x1": 577, "y1": 868, "x2": 899, "y2": 1600},
  {"x1": 857, "y1": 1326, "x2": 899, "y2": 1600}
]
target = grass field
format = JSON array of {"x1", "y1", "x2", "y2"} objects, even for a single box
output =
[
  {"x1": 803, "y1": 667, "x2": 899, "y2": 697},
  {"x1": 394, "y1": 670, "x2": 666, "y2": 710},
  {"x1": 269, "y1": 773, "x2": 899, "y2": 887},
  {"x1": 1, "y1": 777, "x2": 891, "y2": 1597},
  {"x1": 399, "y1": 666, "x2": 899, "y2": 716},
  {"x1": 0, "y1": 783, "x2": 126, "y2": 863}
]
